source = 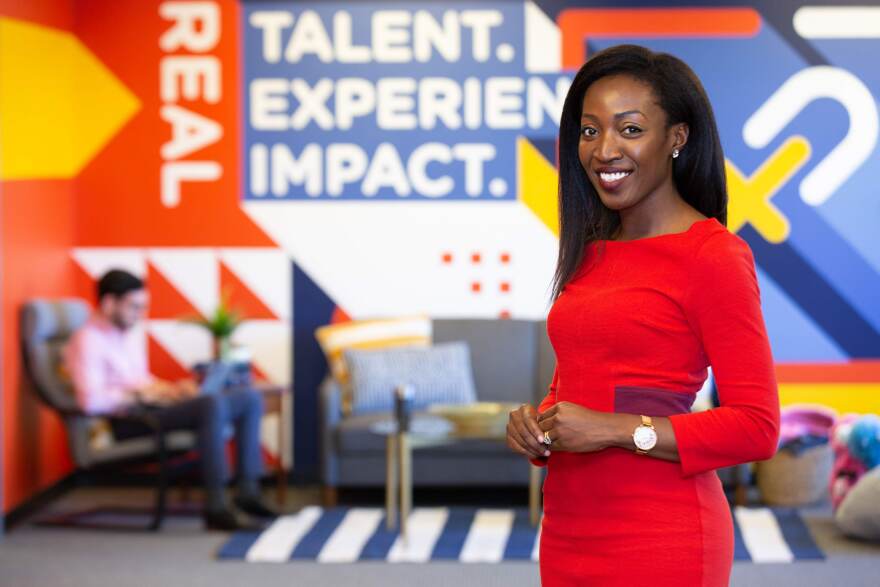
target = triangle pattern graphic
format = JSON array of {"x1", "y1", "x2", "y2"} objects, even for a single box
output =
[
  {"x1": 72, "y1": 260, "x2": 98, "y2": 304},
  {"x1": 330, "y1": 306, "x2": 352, "y2": 324},
  {"x1": 148, "y1": 333, "x2": 192, "y2": 380},
  {"x1": 251, "y1": 362, "x2": 271, "y2": 382},
  {"x1": 147, "y1": 261, "x2": 202, "y2": 320},
  {"x1": 220, "y1": 261, "x2": 278, "y2": 320}
]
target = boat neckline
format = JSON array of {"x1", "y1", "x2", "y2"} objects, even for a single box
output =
[{"x1": 596, "y1": 217, "x2": 719, "y2": 244}]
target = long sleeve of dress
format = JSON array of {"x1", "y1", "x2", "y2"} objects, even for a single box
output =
[
  {"x1": 668, "y1": 232, "x2": 780, "y2": 477},
  {"x1": 531, "y1": 365, "x2": 559, "y2": 467}
]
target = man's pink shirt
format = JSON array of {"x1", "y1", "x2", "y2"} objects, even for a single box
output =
[{"x1": 64, "y1": 317, "x2": 153, "y2": 414}]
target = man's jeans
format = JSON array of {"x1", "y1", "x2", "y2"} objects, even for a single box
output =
[{"x1": 111, "y1": 388, "x2": 264, "y2": 510}]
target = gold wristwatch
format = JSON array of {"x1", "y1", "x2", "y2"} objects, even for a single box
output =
[{"x1": 632, "y1": 415, "x2": 658, "y2": 455}]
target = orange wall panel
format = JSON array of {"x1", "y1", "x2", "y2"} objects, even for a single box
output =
[
  {"x1": 74, "y1": 0, "x2": 272, "y2": 247},
  {"x1": 2, "y1": 179, "x2": 78, "y2": 511},
  {"x1": 0, "y1": 0, "x2": 72, "y2": 30}
]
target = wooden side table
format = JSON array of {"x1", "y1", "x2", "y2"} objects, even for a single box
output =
[{"x1": 253, "y1": 383, "x2": 292, "y2": 506}]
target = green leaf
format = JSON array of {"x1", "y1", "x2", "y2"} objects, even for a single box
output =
[{"x1": 177, "y1": 287, "x2": 247, "y2": 337}]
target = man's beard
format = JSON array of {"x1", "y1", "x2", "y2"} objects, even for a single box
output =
[{"x1": 111, "y1": 314, "x2": 132, "y2": 331}]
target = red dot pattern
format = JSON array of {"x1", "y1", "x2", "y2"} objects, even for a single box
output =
[{"x1": 441, "y1": 250, "x2": 512, "y2": 315}]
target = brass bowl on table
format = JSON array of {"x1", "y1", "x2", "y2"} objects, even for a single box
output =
[{"x1": 427, "y1": 402, "x2": 520, "y2": 437}]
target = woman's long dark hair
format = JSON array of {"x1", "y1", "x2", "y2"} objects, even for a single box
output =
[{"x1": 551, "y1": 44, "x2": 728, "y2": 301}]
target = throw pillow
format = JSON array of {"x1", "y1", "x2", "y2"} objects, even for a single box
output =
[
  {"x1": 314, "y1": 316, "x2": 431, "y2": 413},
  {"x1": 344, "y1": 341, "x2": 477, "y2": 414}
]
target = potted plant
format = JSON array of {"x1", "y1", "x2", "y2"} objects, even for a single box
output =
[{"x1": 184, "y1": 291, "x2": 245, "y2": 361}]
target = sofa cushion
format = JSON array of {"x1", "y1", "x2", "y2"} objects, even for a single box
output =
[
  {"x1": 433, "y1": 319, "x2": 539, "y2": 404},
  {"x1": 344, "y1": 342, "x2": 477, "y2": 414}
]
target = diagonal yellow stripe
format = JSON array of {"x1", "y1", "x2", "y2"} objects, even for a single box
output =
[
  {"x1": 0, "y1": 17, "x2": 141, "y2": 180},
  {"x1": 517, "y1": 137, "x2": 559, "y2": 236}
]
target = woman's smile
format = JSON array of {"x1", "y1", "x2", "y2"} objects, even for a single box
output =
[{"x1": 595, "y1": 167, "x2": 633, "y2": 192}]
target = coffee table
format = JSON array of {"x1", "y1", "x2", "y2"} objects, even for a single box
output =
[{"x1": 371, "y1": 405, "x2": 543, "y2": 541}]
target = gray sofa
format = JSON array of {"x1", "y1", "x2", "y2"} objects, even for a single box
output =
[{"x1": 320, "y1": 318, "x2": 555, "y2": 502}]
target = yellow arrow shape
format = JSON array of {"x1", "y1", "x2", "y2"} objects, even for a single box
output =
[{"x1": 0, "y1": 18, "x2": 141, "y2": 180}]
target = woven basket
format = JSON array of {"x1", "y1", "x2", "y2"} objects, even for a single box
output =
[{"x1": 756, "y1": 442, "x2": 833, "y2": 506}]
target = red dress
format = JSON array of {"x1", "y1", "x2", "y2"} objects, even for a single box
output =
[{"x1": 536, "y1": 217, "x2": 780, "y2": 586}]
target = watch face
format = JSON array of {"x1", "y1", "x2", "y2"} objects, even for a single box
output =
[{"x1": 633, "y1": 426, "x2": 658, "y2": 450}]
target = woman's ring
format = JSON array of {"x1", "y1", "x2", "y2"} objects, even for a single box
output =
[{"x1": 543, "y1": 431, "x2": 553, "y2": 446}]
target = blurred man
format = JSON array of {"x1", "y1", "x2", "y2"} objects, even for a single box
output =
[{"x1": 65, "y1": 269, "x2": 275, "y2": 530}]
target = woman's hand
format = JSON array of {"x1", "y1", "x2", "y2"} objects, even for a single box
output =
[
  {"x1": 537, "y1": 401, "x2": 617, "y2": 453},
  {"x1": 507, "y1": 404, "x2": 551, "y2": 460}
]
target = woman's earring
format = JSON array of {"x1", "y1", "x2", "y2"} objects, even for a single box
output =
[{"x1": 672, "y1": 149, "x2": 680, "y2": 159}]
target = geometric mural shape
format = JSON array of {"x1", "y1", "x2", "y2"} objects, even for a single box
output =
[
  {"x1": 778, "y1": 382, "x2": 880, "y2": 416},
  {"x1": 71, "y1": 248, "x2": 146, "y2": 280},
  {"x1": 148, "y1": 320, "x2": 213, "y2": 372},
  {"x1": 220, "y1": 261, "x2": 278, "y2": 320},
  {"x1": 741, "y1": 225, "x2": 880, "y2": 359},
  {"x1": 726, "y1": 136, "x2": 810, "y2": 243},
  {"x1": 292, "y1": 261, "x2": 339, "y2": 479},
  {"x1": 518, "y1": 136, "x2": 559, "y2": 236},
  {"x1": 556, "y1": 7, "x2": 761, "y2": 70},
  {"x1": 524, "y1": 0, "x2": 561, "y2": 73},
  {"x1": 243, "y1": 200, "x2": 557, "y2": 320},
  {"x1": 756, "y1": 266, "x2": 847, "y2": 362},
  {"x1": 147, "y1": 261, "x2": 203, "y2": 320},
  {"x1": 0, "y1": 17, "x2": 140, "y2": 179},
  {"x1": 233, "y1": 320, "x2": 291, "y2": 385},
  {"x1": 147, "y1": 249, "x2": 219, "y2": 317},
  {"x1": 556, "y1": 7, "x2": 761, "y2": 69},
  {"x1": 147, "y1": 331, "x2": 192, "y2": 381},
  {"x1": 219, "y1": 249, "x2": 292, "y2": 320}
]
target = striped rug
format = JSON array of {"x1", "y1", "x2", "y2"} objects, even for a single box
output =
[{"x1": 218, "y1": 506, "x2": 824, "y2": 564}]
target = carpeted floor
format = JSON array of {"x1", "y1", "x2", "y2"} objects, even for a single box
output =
[{"x1": 1, "y1": 486, "x2": 878, "y2": 587}]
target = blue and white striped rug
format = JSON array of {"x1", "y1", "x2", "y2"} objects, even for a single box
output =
[{"x1": 218, "y1": 506, "x2": 824, "y2": 564}]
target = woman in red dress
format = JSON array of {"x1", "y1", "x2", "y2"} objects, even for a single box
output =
[{"x1": 506, "y1": 45, "x2": 780, "y2": 586}]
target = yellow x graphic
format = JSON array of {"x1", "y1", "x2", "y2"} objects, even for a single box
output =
[{"x1": 725, "y1": 136, "x2": 811, "y2": 244}]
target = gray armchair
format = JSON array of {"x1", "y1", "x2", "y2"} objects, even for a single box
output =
[{"x1": 20, "y1": 299, "x2": 198, "y2": 530}]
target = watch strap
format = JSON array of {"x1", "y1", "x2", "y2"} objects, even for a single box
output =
[{"x1": 634, "y1": 415, "x2": 655, "y2": 455}]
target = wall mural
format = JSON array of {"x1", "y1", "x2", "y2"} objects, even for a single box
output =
[{"x1": 4, "y1": 1, "x2": 877, "y2": 479}]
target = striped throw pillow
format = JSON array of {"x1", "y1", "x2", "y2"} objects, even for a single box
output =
[
  {"x1": 315, "y1": 316, "x2": 432, "y2": 412},
  {"x1": 343, "y1": 342, "x2": 477, "y2": 414}
]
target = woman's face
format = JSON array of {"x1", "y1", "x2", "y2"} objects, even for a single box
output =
[{"x1": 578, "y1": 74, "x2": 686, "y2": 212}]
